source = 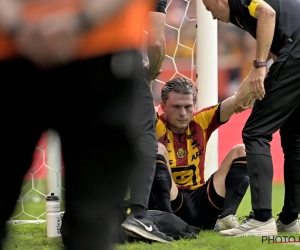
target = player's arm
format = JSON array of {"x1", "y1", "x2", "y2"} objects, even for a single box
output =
[
  {"x1": 219, "y1": 96, "x2": 236, "y2": 123},
  {"x1": 146, "y1": 0, "x2": 167, "y2": 85},
  {"x1": 193, "y1": 104, "x2": 222, "y2": 138},
  {"x1": 248, "y1": 0, "x2": 276, "y2": 63},
  {"x1": 220, "y1": 94, "x2": 253, "y2": 122}
]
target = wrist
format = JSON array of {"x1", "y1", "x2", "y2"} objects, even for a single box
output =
[{"x1": 253, "y1": 60, "x2": 267, "y2": 68}]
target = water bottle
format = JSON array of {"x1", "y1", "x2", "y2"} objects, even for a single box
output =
[{"x1": 46, "y1": 193, "x2": 61, "y2": 237}]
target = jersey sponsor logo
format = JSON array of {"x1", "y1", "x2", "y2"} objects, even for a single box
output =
[
  {"x1": 172, "y1": 164, "x2": 197, "y2": 186},
  {"x1": 191, "y1": 147, "x2": 204, "y2": 161}
]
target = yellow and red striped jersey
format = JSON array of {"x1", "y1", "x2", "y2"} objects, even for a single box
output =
[{"x1": 156, "y1": 104, "x2": 222, "y2": 190}]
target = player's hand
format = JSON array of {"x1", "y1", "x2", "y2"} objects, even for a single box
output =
[
  {"x1": 234, "y1": 98, "x2": 255, "y2": 113},
  {"x1": 153, "y1": 69, "x2": 162, "y2": 79},
  {"x1": 14, "y1": 14, "x2": 81, "y2": 67},
  {"x1": 249, "y1": 66, "x2": 267, "y2": 100},
  {"x1": 234, "y1": 76, "x2": 257, "y2": 113},
  {"x1": 147, "y1": 69, "x2": 162, "y2": 81},
  {"x1": 235, "y1": 75, "x2": 254, "y2": 104},
  {"x1": 143, "y1": 61, "x2": 162, "y2": 81}
]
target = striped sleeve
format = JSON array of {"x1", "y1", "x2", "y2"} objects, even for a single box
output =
[
  {"x1": 192, "y1": 103, "x2": 221, "y2": 140},
  {"x1": 156, "y1": 114, "x2": 167, "y2": 139}
]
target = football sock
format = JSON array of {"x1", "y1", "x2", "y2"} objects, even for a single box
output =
[
  {"x1": 219, "y1": 157, "x2": 249, "y2": 219},
  {"x1": 278, "y1": 211, "x2": 298, "y2": 225},
  {"x1": 150, "y1": 154, "x2": 173, "y2": 213},
  {"x1": 130, "y1": 204, "x2": 147, "y2": 219},
  {"x1": 254, "y1": 209, "x2": 272, "y2": 222}
]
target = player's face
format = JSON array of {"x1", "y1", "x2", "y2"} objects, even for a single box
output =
[
  {"x1": 161, "y1": 92, "x2": 194, "y2": 133},
  {"x1": 202, "y1": 0, "x2": 230, "y2": 23}
]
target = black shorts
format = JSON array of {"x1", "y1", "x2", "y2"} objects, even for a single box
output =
[{"x1": 173, "y1": 174, "x2": 224, "y2": 229}]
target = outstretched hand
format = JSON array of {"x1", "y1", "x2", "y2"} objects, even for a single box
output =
[
  {"x1": 234, "y1": 73, "x2": 259, "y2": 113},
  {"x1": 234, "y1": 97, "x2": 255, "y2": 113}
]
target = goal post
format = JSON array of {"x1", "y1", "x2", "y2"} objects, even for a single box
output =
[
  {"x1": 46, "y1": 129, "x2": 62, "y2": 200},
  {"x1": 196, "y1": 1, "x2": 219, "y2": 179}
]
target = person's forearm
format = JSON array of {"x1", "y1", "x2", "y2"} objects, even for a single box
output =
[
  {"x1": 147, "y1": 12, "x2": 166, "y2": 80},
  {"x1": 147, "y1": 41, "x2": 165, "y2": 80},
  {"x1": 235, "y1": 74, "x2": 252, "y2": 99},
  {"x1": 255, "y1": 9, "x2": 276, "y2": 61},
  {"x1": 219, "y1": 95, "x2": 236, "y2": 122}
]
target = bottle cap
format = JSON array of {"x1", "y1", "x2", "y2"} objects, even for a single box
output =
[{"x1": 46, "y1": 193, "x2": 59, "y2": 201}]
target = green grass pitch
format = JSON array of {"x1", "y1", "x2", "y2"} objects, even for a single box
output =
[{"x1": 5, "y1": 184, "x2": 300, "y2": 250}]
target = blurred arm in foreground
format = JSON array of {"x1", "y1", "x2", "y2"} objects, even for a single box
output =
[{"x1": 145, "y1": 0, "x2": 166, "y2": 91}]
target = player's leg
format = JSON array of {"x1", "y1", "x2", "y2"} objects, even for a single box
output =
[
  {"x1": 0, "y1": 59, "x2": 45, "y2": 249},
  {"x1": 0, "y1": 123, "x2": 44, "y2": 249},
  {"x1": 277, "y1": 105, "x2": 300, "y2": 233},
  {"x1": 147, "y1": 143, "x2": 197, "y2": 225},
  {"x1": 53, "y1": 50, "x2": 171, "y2": 250},
  {"x1": 121, "y1": 55, "x2": 172, "y2": 242},
  {"x1": 185, "y1": 174, "x2": 222, "y2": 229},
  {"x1": 221, "y1": 54, "x2": 300, "y2": 237},
  {"x1": 126, "y1": 53, "x2": 156, "y2": 218},
  {"x1": 52, "y1": 51, "x2": 140, "y2": 250},
  {"x1": 243, "y1": 59, "x2": 300, "y2": 222},
  {"x1": 213, "y1": 144, "x2": 249, "y2": 231},
  {"x1": 149, "y1": 142, "x2": 178, "y2": 212},
  {"x1": 186, "y1": 144, "x2": 248, "y2": 230}
]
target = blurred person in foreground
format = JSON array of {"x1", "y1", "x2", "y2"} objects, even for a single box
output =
[
  {"x1": 202, "y1": 0, "x2": 300, "y2": 236},
  {"x1": 0, "y1": 0, "x2": 153, "y2": 250},
  {"x1": 120, "y1": 0, "x2": 173, "y2": 243},
  {"x1": 148, "y1": 77, "x2": 252, "y2": 231}
]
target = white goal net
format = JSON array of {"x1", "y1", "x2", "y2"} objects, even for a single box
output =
[
  {"x1": 150, "y1": 0, "x2": 197, "y2": 111},
  {"x1": 8, "y1": 131, "x2": 65, "y2": 225},
  {"x1": 10, "y1": 0, "x2": 199, "y2": 224}
]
